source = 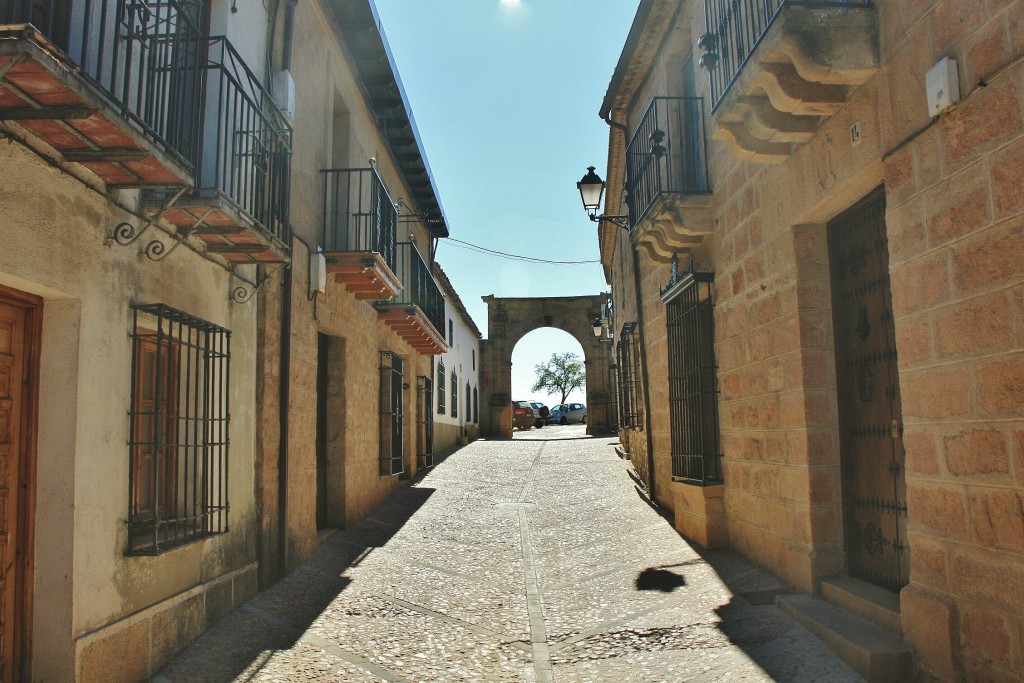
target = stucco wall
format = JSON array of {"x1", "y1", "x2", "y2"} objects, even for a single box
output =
[{"x1": 0, "y1": 138, "x2": 259, "y2": 681}]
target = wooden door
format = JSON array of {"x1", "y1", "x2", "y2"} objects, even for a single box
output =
[
  {"x1": 0, "y1": 289, "x2": 39, "y2": 683},
  {"x1": 828, "y1": 189, "x2": 909, "y2": 593}
]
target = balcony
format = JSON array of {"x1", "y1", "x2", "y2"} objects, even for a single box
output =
[
  {"x1": 700, "y1": 0, "x2": 878, "y2": 162},
  {"x1": 625, "y1": 97, "x2": 713, "y2": 264},
  {"x1": 144, "y1": 37, "x2": 291, "y2": 264},
  {"x1": 374, "y1": 242, "x2": 446, "y2": 355},
  {"x1": 0, "y1": 0, "x2": 202, "y2": 186},
  {"x1": 321, "y1": 167, "x2": 401, "y2": 300}
]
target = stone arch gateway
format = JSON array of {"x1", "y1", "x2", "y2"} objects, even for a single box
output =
[{"x1": 479, "y1": 294, "x2": 614, "y2": 437}]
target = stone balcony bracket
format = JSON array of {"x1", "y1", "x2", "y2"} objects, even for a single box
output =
[
  {"x1": 631, "y1": 195, "x2": 713, "y2": 265},
  {"x1": 706, "y1": 7, "x2": 879, "y2": 164}
]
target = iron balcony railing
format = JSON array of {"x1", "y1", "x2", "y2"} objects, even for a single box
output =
[
  {"x1": 321, "y1": 167, "x2": 398, "y2": 273},
  {"x1": 1, "y1": 0, "x2": 204, "y2": 171},
  {"x1": 194, "y1": 36, "x2": 291, "y2": 244},
  {"x1": 625, "y1": 97, "x2": 710, "y2": 230},
  {"x1": 393, "y1": 241, "x2": 444, "y2": 338},
  {"x1": 702, "y1": 0, "x2": 874, "y2": 110}
]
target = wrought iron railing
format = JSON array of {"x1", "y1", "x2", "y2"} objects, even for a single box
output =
[
  {"x1": 392, "y1": 242, "x2": 445, "y2": 339},
  {"x1": 0, "y1": 0, "x2": 205, "y2": 171},
  {"x1": 625, "y1": 97, "x2": 710, "y2": 230},
  {"x1": 702, "y1": 0, "x2": 874, "y2": 110},
  {"x1": 321, "y1": 167, "x2": 398, "y2": 273},
  {"x1": 195, "y1": 36, "x2": 291, "y2": 244}
]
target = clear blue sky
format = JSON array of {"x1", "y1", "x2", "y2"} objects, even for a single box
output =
[{"x1": 373, "y1": 0, "x2": 637, "y2": 406}]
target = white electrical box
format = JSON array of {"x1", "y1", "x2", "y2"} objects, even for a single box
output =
[
  {"x1": 926, "y1": 57, "x2": 959, "y2": 116},
  {"x1": 272, "y1": 69, "x2": 296, "y2": 120},
  {"x1": 310, "y1": 252, "x2": 327, "y2": 294}
]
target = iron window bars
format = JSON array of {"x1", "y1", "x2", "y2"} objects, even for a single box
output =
[
  {"x1": 451, "y1": 371, "x2": 458, "y2": 419},
  {"x1": 437, "y1": 359, "x2": 445, "y2": 414},
  {"x1": 392, "y1": 242, "x2": 445, "y2": 339},
  {"x1": 0, "y1": 0, "x2": 205, "y2": 172},
  {"x1": 625, "y1": 97, "x2": 711, "y2": 229},
  {"x1": 187, "y1": 36, "x2": 292, "y2": 244},
  {"x1": 472, "y1": 386, "x2": 478, "y2": 424},
  {"x1": 379, "y1": 351, "x2": 404, "y2": 476},
  {"x1": 662, "y1": 269, "x2": 723, "y2": 484},
  {"x1": 465, "y1": 382, "x2": 471, "y2": 422},
  {"x1": 321, "y1": 167, "x2": 398, "y2": 274},
  {"x1": 607, "y1": 362, "x2": 621, "y2": 431},
  {"x1": 702, "y1": 0, "x2": 873, "y2": 110},
  {"x1": 616, "y1": 323, "x2": 643, "y2": 429},
  {"x1": 416, "y1": 375, "x2": 433, "y2": 469},
  {"x1": 127, "y1": 303, "x2": 230, "y2": 555}
]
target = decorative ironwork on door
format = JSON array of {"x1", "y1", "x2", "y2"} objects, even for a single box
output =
[{"x1": 828, "y1": 188, "x2": 908, "y2": 592}]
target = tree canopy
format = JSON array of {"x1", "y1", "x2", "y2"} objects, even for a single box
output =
[{"x1": 531, "y1": 352, "x2": 585, "y2": 405}]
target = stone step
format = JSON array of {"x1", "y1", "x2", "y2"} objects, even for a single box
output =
[
  {"x1": 821, "y1": 577, "x2": 902, "y2": 635},
  {"x1": 778, "y1": 594, "x2": 913, "y2": 683}
]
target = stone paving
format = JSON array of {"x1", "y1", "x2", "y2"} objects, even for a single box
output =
[{"x1": 154, "y1": 426, "x2": 864, "y2": 682}]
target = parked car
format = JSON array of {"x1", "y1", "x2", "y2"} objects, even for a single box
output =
[
  {"x1": 548, "y1": 402, "x2": 587, "y2": 425},
  {"x1": 512, "y1": 400, "x2": 535, "y2": 430},
  {"x1": 529, "y1": 401, "x2": 549, "y2": 428}
]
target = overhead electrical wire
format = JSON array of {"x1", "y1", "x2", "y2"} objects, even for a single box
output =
[{"x1": 441, "y1": 237, "x2": 599, "y2": 265}]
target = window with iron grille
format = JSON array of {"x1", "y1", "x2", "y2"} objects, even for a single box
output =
[
  {"x1": 451, "y1": 371, "x2": 458, "y2": 418},
  {"x1": 663, "y1": 270, "x2": 722, "y2": 484},
  {"x1": 416, "y1": 375, "x2": 433, "y2": 469},
  {"x1": 472, "y1": 386, "x2": 478, "y2": 423},
  {"x1": 379, "y1": 352, "x2": 404, "y2": 476},
  {"x1": 607, "y1": 363, "x2": 620, "y2": 431},
  {"x1": 127, "y1": 304, "x2": 230, "y2": 555},
  {"x1": 616, "y1": 323, "x2": 642, "y2": 428},
  {"x1": 465, "y1": 382, "x2": 471, "y2": 421},
  {"x1": 437, "y1": 360, "x2": 446, "y2": 414}
]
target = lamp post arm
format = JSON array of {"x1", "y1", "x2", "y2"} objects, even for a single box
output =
[{"x1": 590, "y1": 213, "x2": 630, "y2": 230}]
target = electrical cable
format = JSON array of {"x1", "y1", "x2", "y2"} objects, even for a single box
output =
[{"x1": 441, "y1": 237, "x2": 599, "y2": 265}]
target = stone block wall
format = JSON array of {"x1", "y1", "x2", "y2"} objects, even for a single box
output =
[{"x1": 880, "y1": 8, "x2": 1024, "y2": 676}]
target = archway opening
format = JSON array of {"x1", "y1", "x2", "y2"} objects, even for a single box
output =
[{"x1": 511, "y1": 328, "x2": 587, "y2": 427}]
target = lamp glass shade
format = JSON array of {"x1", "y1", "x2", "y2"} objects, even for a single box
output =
[
  {"x1": 577, "y1": 166, "x2": 605, "y2": 213},
  {"x1": 592, "y1": 318, "x2": 603, "y2": 337}
]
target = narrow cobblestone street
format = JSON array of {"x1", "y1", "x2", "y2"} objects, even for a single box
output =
[{"x1": 155, "y1": 428, "x2": 863, "y2": 682}]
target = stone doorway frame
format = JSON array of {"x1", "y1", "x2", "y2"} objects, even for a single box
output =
[{"x1": 479, "y1": 294, "x2": 614, "y2": 437}]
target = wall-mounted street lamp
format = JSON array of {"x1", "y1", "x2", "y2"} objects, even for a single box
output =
[
  {"x1": 577, "y1": 166, "x2": 629, "y2": 229},
  {"x1": 592, "y1": 317, "x2": 604, "y2": 337}
]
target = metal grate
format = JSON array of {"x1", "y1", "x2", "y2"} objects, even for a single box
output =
[
  {"x1": 472, "y1": 386, "x2": 478, "y2": 423},
  {"x1": 437, "y1": 359, "x2": 445, "y2": 414},
  {"x1": 127, "y1": 303, "x2": 230, "y2": 554},
  {"x1": 451, "y1": 371, "x2": 458, "y2": 418},
  {"x1": 416, "y1": 375, "x2": 433, "y2": 469},
  {"x1": 664, "y1": 271, "x2": 722, "y2": 484},
  {"x1": 616, "y1": 323, "x2": 643, "y2": 429},
  {"x1": 321, "y1": 167, "x2": 398, "y2": 273},
  {"x1": 625, "y1": 97, "x2": 710, "y2": 229},
  {"x1": 702, "y1": 0, "x2": 873, "y2": 110},
  {"x1": 607, "y1": 363, "x2": 620, "y2": 431},
  {"x1": 379, "y1": 352, "x2": 404, "y2": 476}
]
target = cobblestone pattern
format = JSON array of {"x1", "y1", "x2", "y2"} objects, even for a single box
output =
[{"x1": 155, "y1": 426, "x2": 863, "y2": 682}]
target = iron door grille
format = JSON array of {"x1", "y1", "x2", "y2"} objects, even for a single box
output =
[
  {"x1": 608, "y1": 363, "x2": 620, "y2": 431},
  {"x1": 417, "y1": 375, "x2": 434, "y2": 469},
  {"x1": 472, "y1": 386, "x2": 478, "y2": 423},
  {"x1": 379, "y1": 352, "x2": 404, "y2": 476},
  {"x1": 127, "y1": 304, "x2": 230, "y2": 554},
  {"x1": 663, "y1": 271, "x2": 723, "y2": 484}
]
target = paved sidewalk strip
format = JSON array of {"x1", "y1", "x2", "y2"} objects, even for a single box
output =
[{"x1": 156, "y1": 427, "x2": 864, "y2": 682}]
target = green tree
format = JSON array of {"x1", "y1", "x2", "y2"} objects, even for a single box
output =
[{"x1": 531, "y1": 352, "x2": 585, "y2": 405}]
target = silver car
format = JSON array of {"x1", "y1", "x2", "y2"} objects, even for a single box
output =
[{"x1": 549, "y1": 402, "x2": 586, "y2": 425}]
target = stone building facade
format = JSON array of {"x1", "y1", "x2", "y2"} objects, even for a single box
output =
[
  {"x1": 0, "y1": 0, "x2": 464, "y2": 680},
  {"x1": 596, "y1": 1, "x2": 1024, "y2": 680}
]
